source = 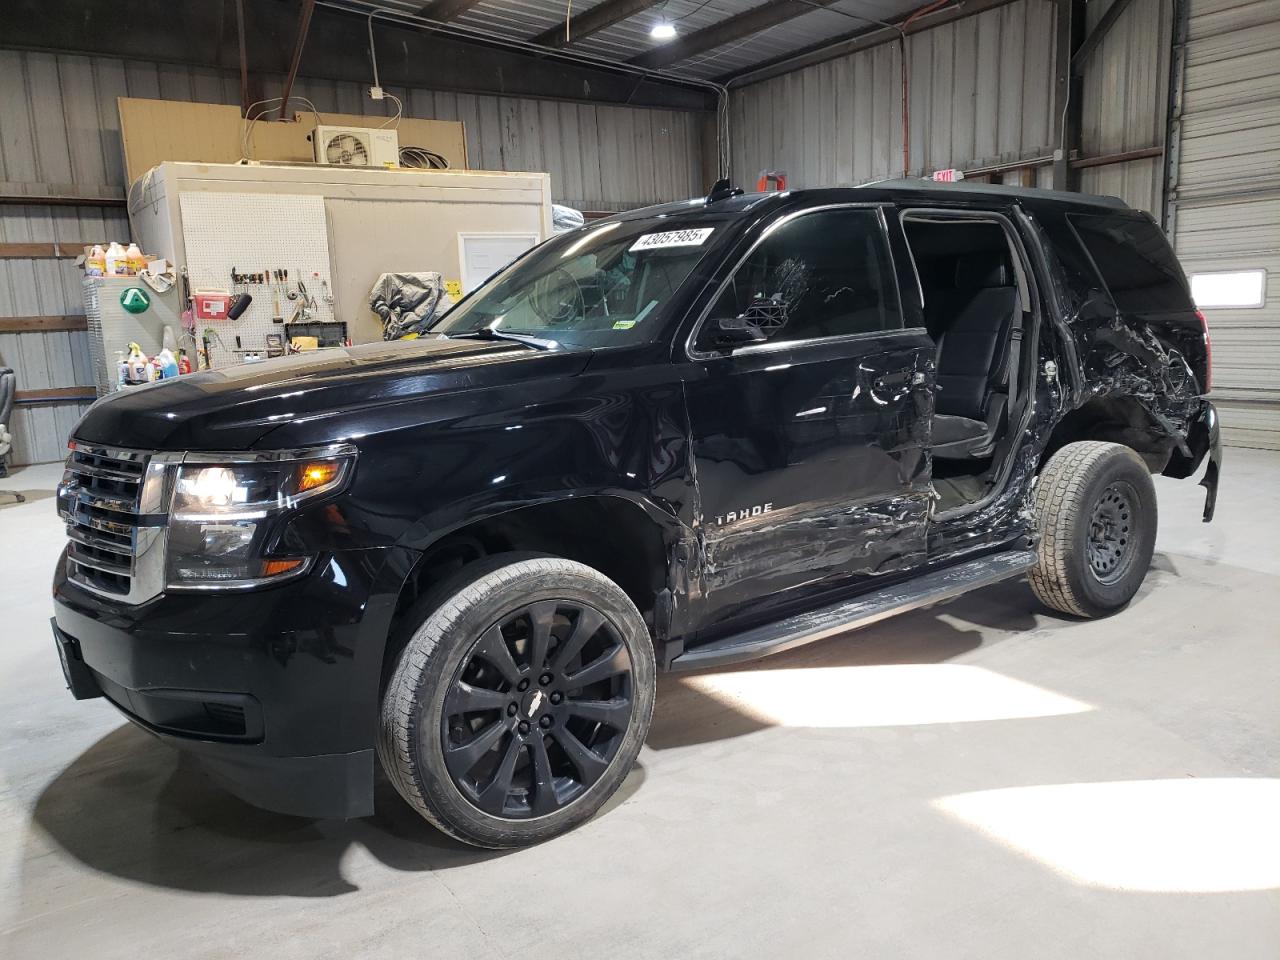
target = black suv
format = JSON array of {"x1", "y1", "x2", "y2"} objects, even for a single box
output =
[{"x1": 52, "y1": 180, "x2": 1221, "y2": 848}]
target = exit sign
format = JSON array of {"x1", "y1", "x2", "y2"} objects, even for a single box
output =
[{"x1": 931, "y1": 169, "x2": 965, "y2": 182}]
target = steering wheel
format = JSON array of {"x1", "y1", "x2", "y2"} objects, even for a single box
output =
[{"x1": 529, "y1": 268, "x2": 584, "y2": 325}]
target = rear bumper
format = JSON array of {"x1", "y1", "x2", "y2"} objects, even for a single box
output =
[
  {"x1": 1161, "y1": 398, "x2": 1222, "y2": 522},
  {"x1": 51, "y1": 546, "x2": 418, "y2": 819},
  {"x1": 1198, "y1": 402, "x2": 1222, "y2": 522}
]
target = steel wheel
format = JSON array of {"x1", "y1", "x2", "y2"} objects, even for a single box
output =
[
  {"x1": 1087, "y1": 481, "x2": 1136, "y2": 584},
  {"x1": 440, "y1": 599, "x2": 635, "y2": 819}
]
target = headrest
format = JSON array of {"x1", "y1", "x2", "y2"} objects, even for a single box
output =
[{"x1": 954, "y1": 253, "x2": 1011, "y2": 289}]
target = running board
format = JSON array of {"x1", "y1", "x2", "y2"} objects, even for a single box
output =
[{"x1": 670, "y1": 549, "x2": 1037, "y2": 671}]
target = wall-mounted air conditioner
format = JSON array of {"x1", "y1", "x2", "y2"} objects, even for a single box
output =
[{"x1": 311, "y1": 126, "x2": 399, "y2": 167}]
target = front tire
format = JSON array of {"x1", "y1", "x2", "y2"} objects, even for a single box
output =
[
  {"x1": 377, "y1": 556, "x2": 656, "y2": 848},
  {"x1": 1029, "y1": 440, "x2": 1158, "y2": 618}
]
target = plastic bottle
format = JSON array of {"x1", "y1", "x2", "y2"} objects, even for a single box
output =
[
  {"x1": 156, "y1": 348, "x2": 179, "y2": 379},
  {"x1": 126, "y1": 242, "x2": 146, "y2": 275},
  {"x1": 126, "y1": 342, "x2": 149, "y2": 383},
  {"x1": 105, "y1": 242, "x2": 128, "y2": 277},
  {"x1": 87, "y1": 245, "x2": 106, "y2": 277},
  {"x1": 115, "y1": 350, "x2": 128, "y2": 387},
  {"x1": 177, "y1": 349, "x2": 192, "y2": 375}
]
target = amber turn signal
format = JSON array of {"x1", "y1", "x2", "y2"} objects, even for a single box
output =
[
  {"x1": 297, "y1": 460, "x2": 341, "y2": 492},
  {"x1": 261, "y1": 558, "x2": 307, "y2": 577}
]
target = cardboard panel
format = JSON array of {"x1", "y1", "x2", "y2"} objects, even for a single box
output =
[
  {"x1": 117, "y1": 98, "x2": 468, "y2": 186},
  {"x1": 118, "y1": 99, "x2": 244, "y2": 185}
]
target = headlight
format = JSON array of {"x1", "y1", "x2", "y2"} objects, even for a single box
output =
[{"x1": 166, "y1": 446, "x2": 355, "y2": 590}]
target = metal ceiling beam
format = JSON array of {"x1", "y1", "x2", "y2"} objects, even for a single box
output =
[
  {"x1": 279, "y1": 0, "x2": 317, "y2": 119},
  {"x1": 1070, "y1": 0, "x2": 1138, "y2": 75},
  {"x1": 628, "y1": 0, "x2": 842, "y2": 70},
  {"x1": 533, "y1": 0, "x2": 666, "y2": 48},
  {"x1": 416, "y1": 0, "x2": 487, "y2": 22},
  {"x1": 235, "y1": 0, "x2": 250, "y2": 114},
  {"x1": 0, "y1": 0, "x2": 716, "y2": 110}
]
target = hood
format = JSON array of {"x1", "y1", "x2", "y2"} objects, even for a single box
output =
[{"x1": 72, "y1": 337, "x2": 591, "y2": 451}]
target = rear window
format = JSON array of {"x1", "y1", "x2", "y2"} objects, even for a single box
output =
[{"x1": 1068, "y1": 214, "x2": 1191, "y2": 314}]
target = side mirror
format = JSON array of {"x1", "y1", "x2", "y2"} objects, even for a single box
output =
[{"x1": 713, "y1": 314, "x2": 768, "y2": 347}]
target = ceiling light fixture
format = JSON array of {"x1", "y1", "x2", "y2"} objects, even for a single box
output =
[{"x1": 650, "y1": 19, "x2": 677, "y2": 40}]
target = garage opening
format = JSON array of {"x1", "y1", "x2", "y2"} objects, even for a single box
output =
[{"x1": 902, "y1": 213, "x2": 1034, "y2": 514}]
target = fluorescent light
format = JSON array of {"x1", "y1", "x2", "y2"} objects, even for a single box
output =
[
  {"x1": 1190, "y1": 268, "x2": 1266, "y2": 309},
  {"x1": 650, "y1": 20, "x2": 677, "y2": 40}
]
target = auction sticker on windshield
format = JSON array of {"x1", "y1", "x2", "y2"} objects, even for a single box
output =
[{"x1": 629, "y1": 227, "x2": 715, "y2": 252}]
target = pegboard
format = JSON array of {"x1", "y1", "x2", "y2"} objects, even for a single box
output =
[{"x1": 178, "y1": 192, "x2": 339, "y2": 368}]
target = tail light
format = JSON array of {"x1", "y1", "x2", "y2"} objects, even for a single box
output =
[{"x1": 1196, "y1": 309, "x2": 1212, "y2": 393}]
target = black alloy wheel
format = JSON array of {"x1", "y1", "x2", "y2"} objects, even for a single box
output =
[
  {"x1": 378, "y1": 555, "x2": 656, "y2": 848},
  {"x1": 442, "y1": 600, "x2": 635, "y2": 819}
]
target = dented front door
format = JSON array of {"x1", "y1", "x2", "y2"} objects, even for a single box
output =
[{"x1": 682, "y1": 204, "x2": 935, "y2": 629}]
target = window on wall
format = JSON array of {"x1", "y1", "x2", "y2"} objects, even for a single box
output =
[
  {"x1": 697, "y1": 208, "x2": 900, "y2": 350},
  {"x1": 1189, "y1": 269, "x2": 1266, "y2": 309},
  {"x1": 1068, "y1": 213, "x2": 1191, "y2": 313}
]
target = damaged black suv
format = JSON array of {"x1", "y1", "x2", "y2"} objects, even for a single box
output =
[{"x1": 52, "y1": 180, "x2": 1220, "y2": 848}]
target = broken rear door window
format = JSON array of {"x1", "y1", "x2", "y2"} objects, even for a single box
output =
[{"x1": 1068, "y1": 213, "x2": 1192, "y2": 314}]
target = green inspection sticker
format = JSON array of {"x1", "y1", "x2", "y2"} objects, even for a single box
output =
[
  {"x1": 612, "y1": 299, "x2": 659, "y2": 330},
  {"x1": 119, "y1": 287, "x2": 151, "y2": 313}
]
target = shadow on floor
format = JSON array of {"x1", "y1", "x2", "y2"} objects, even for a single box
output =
[
  {"x1": 30, "y1": 724, "x2": 645, "y2": 898},
  {"x1": 28, "y1": 575, "x2": 1046, "y2": 898}
]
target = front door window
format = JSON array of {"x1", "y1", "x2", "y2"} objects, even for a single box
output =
[{"x1": 696, "y1": 208, "x2": 902, "y2": 352}]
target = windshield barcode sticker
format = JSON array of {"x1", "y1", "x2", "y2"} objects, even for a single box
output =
[{"x1": 629, "y1": 227, "x2": 715, "y2": 252}]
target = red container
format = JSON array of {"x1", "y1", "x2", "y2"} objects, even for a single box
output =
[{"x1": 193, "y1": 292, "x2": 232, "y2": 320}]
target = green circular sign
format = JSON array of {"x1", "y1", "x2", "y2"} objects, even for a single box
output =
[{"x1": 120, "y1": 286, "x2": 151, "y2": 314}]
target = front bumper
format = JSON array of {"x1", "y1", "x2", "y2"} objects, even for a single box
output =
[{"x1": 51, "y1": 546, "x2": 417, "y2": 819}]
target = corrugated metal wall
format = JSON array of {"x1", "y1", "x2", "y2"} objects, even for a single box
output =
[
  {"x1": 729, "y1": 0, "x2": 1060, "y2": 191},
  {"x1": 0, "y1": 49, "x2": 707, "y2": 465},
  {"x1": 728, "y1": 0, "x2": 1179, "y2": 213},
  {"x1": 1169, "y1": 0, "x2": 1280, "y2": 448},
  {"x1": 1077, "y1": 0, "x2": 1174, "y2": 213}
]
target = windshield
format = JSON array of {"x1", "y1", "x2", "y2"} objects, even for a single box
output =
[{"x1": 432, "y1": 217, "x2": 728, "y2": 348}]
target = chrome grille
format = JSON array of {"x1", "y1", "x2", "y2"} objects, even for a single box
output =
[
  {"x1": 58, "y1": 443, "x2": 170, "y2": 603},
  {"x1": 61, "y1": 444, "x2": 145, "y2": 596}
]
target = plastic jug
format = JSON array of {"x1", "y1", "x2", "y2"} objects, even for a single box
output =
[
  {"x1": 105, "y1": 242, "x2": 128, "y2": 276},
  {"x1": 126, "y1": 243, "x2": 147, "y2": 275},
  {"x1": 87, "y1": 245, "x2": 106, "y2": 277}
]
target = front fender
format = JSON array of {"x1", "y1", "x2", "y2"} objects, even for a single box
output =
[{"x1": 397, "y1": 486, "x2": 693, "y2": 554}]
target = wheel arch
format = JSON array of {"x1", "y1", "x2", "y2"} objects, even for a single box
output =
[
  {"x1": 1039, "y1": 394, "x2": 1182, "y2": 474},
  {"x1": 384, "y1": 493, "x2": 688, "y2": 682}
]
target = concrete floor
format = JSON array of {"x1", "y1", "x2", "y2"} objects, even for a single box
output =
[{"x1": 1, "y1": 452, "x2": 1277, "y2": 959}]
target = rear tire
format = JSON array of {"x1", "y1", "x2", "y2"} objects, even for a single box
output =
[
  {"x1": 1029, "y1": 440, "x2": 1158, "y2": 618},
  {"x1": 377, "y1": 555, "x2": 656, "y2": 848}
]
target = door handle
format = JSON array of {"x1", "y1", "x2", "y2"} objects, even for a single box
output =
[{"x1": 873, "y1": 370, "x2": 916, "y2": 390}]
